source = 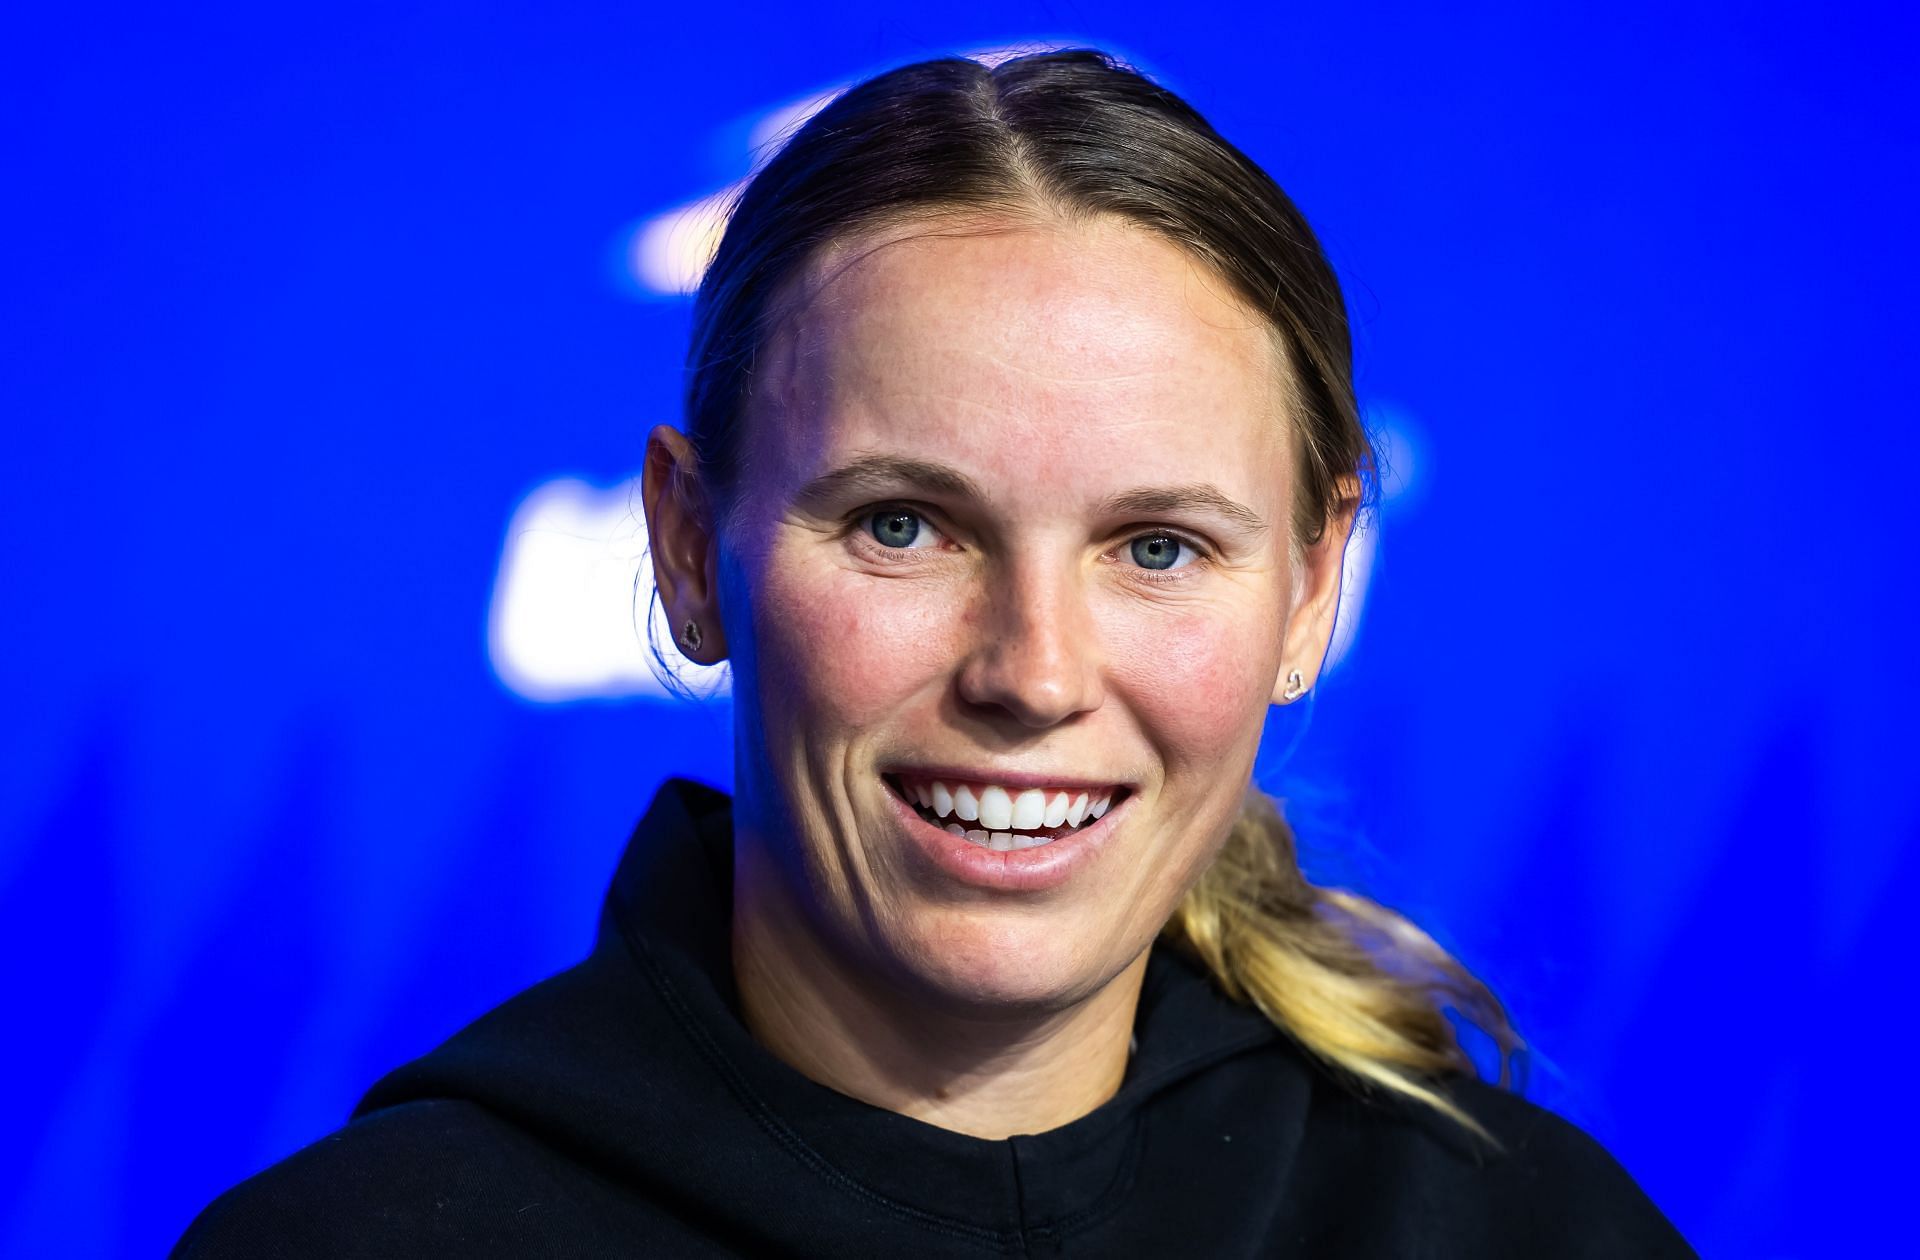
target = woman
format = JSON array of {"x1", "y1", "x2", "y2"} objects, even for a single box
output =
[{"x1": 180, "y1": 50, "x2": 1694, "y2": 1257}]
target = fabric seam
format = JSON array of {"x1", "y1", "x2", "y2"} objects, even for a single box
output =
[{"x1": 615, "y1": 918, "x2": 1027, "y2": 1253}]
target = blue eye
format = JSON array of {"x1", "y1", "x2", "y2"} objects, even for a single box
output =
[
  {"x1": 1129, "y1": 533, "x2": 1192, "y2": 571},
  {"x1": 868, "y1": 509, "x2": 926, "y2": 549}
]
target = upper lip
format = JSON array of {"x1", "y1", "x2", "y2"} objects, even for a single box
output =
[{"x1": 882, "y1": 764, "x2": 1131, "y2": 793}]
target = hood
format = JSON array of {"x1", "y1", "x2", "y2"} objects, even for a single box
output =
[{"x1": 353, "y1": 777, "x2": 1306, "y2": 1248}]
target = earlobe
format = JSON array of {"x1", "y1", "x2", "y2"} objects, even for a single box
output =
[
  {"x1": 641, "y1": 424, "x2": 729, "y2": 663},
  {"x1": 1273, "y1": 480, "x2": 1361, "y2": 705}
]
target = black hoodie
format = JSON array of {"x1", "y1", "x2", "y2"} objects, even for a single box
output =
[{"x1": 176, "y1": 778, "x2": 1695, "y2": 1258}]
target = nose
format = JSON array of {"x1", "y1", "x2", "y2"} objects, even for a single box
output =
[{"x1": 955, "y1": 557, "x2": 1105, "y2": 728}]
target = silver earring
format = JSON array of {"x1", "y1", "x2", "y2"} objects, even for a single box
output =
[
  {"x1": 679, "y1": 620, "x2": 702, "y2": 654},
  {"x1": 1282, "y1": 669, "x2": 1305, "y2": 701}
]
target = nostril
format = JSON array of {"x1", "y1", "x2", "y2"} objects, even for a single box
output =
[{"x1": 954, "y1": 622, "x2": 1104, "y2": 728}]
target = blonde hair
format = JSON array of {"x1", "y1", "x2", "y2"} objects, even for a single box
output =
[{"x1": 1161, "y1": 788, "x2": 1524, "y2": 1143}]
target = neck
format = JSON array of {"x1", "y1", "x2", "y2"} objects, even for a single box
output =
[{"x1": 730, "y1": 854, "x2": 1144, "y2": 1141}]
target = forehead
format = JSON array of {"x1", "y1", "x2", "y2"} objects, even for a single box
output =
[{"x1": 750, "y1": 216, "x2": 1295, "y2": 496}]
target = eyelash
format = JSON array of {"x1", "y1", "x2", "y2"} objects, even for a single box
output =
[{"x1": 846, "y1": 503, "x2": 1213, "y2": 581}]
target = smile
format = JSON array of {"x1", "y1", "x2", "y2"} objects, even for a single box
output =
[{"x1": 883, "y1": 772, "x2": 1126, "y2": 852}]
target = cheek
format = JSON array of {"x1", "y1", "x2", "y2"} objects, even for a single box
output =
[
  {"x1": 1101, "y1": 600, "x2": 1279, "y2": 768},
  {"x1": 745, "y1": 546, "x2": 968, "y2": 732}
]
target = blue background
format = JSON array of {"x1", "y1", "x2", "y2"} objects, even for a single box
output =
[{"x1": 5, "y1": 4, "x2": 1915, "y2": 1256}]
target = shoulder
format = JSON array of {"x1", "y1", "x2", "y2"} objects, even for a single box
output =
[
  {"x1": 171, "y1": 939, "x2": 720, "y2": 1258},
  {"x1": 172, "y1": 1099, "x2": 594, "y2": 1259},
  {"x1": 1451, "y1": 1077, "x2": 1671, "y2": 1204},
  {"x1": 1287, "y1": 1064, "x2": 1697, "y2": 1257}
]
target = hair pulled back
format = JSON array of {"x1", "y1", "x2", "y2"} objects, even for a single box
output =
[{"x1": 680, "y1": 49, "x2": 1521, "y2": 1134}]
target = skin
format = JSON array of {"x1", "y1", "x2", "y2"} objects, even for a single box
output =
[{"x1": 643, "y1": 213, "x2": 1355, "y2": 1140}]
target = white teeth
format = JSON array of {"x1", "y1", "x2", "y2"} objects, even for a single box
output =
[
  {"x1": 936, "y1": 813, "x2": 1052, "y2": 850},
  {"x1": 903, "y1": 776, "x2": 1117, "y2": 834},
  {"x1": 1009, "y1": 788, "x2": 1046, "y2": 829},
  {"x1": 1043, "y1": 791, "x2": 1070, "y2": 827},
  {"x1": 977, "y1": 785, "x2": 1013, "y2": 830}
]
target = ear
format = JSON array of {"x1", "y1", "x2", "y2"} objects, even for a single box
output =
[
  {"x1": 641, "y1": 424, "x2": 729, "y2": 664},
  {"x1": 1271, "y1": 476, "x2": 1361, "y2": 705}
]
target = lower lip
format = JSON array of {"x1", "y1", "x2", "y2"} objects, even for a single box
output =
[{"x1": 884, "y1": 785, "x2": 1128, "y2": 893}]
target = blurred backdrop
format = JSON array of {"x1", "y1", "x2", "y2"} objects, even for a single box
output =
[{"x1": 4, "y1": 3, "x2": 1915, "y2": 1256}]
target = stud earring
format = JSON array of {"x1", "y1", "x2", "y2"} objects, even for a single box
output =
[
  {"x1": 679, "y1": 620, "x2": 702, "y2": 654},
  {"x1": 1281, "y1": 669, "x2": 1305, "y2": 701}
]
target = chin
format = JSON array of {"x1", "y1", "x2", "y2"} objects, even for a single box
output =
[{"x1": 890, "y1": 908, "x2": 1121, "y2": 1014}]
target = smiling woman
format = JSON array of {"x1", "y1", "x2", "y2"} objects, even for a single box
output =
[{"x1": 178, "y1": 50, "x2": 1696, "y2": 1258}]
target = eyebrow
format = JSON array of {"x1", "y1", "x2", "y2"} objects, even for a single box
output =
[
  {"x1": 1096, "y1": 485, "x2": 1269, "y2": 536},
  {"x1": 793, "y1": 453, "x2": 1267, "y2": 535},
  {"x1": 792, "y1": 454, "x2": 986, "y2": 511}
]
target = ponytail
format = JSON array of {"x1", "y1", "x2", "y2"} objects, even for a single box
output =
[{"x1": 1161, "y1": 788, "x2": 1524, "y2": 1142}]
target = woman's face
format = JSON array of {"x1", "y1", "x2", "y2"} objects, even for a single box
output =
[{"x1": 702, "y1": 215, "x2": 1347, "y2": 1013}]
